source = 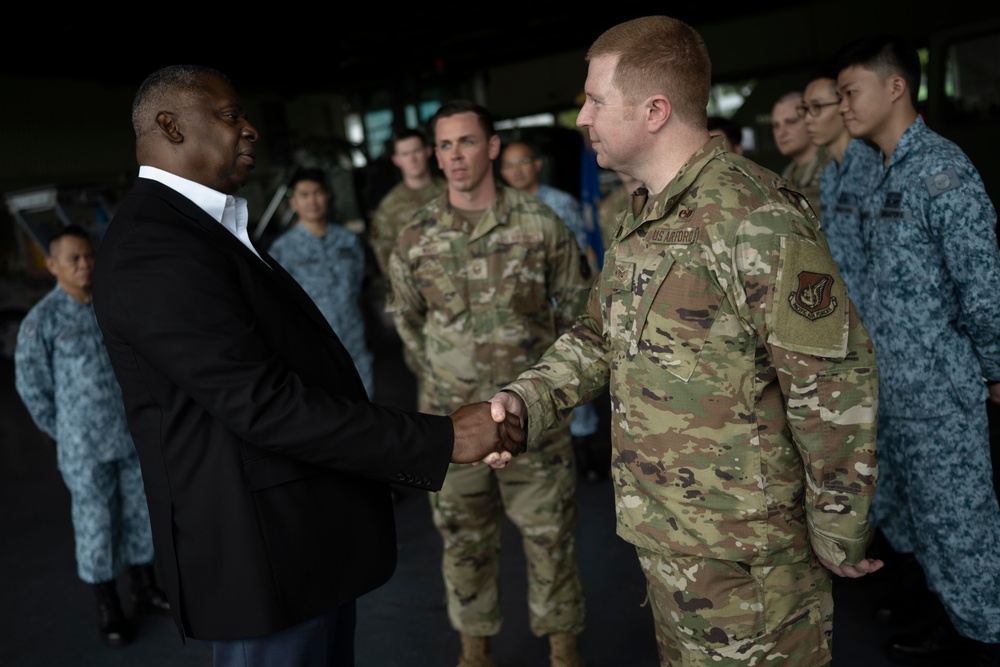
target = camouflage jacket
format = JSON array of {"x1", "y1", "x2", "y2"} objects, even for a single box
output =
[
  {"x1": 782, "y1": 146, "x2": 831, "y2": 216},
  {"x1": 861, "y1": 115, "x2": 1000, "y2": 417},
  {"x1": 597, "y1": 184, "x2": 632, "y2": 253},
  {"x1": 818, "y1": 138, "x2": 880, "y2": 320},
  {"x1": 504, "y1": 136, "x2": 879, "y2": 566},
  {"x1": 387, "y1": 184, "x2": 592, "y2": 416},
  {"x1": 15, "y1": 286, "x2": 136, "y2": 470},
  {"x1": 370, "y1": 177, "x2": 446, "y2": 279}
]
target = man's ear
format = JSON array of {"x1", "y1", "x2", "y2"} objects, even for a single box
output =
[
  {"x1": 888, "y1": 75, "x2": 907, "y2": 104},
  {"x1": 647, "y1": 95, "x2": 671, "y2": 132},
  {"x1": 488, "y1": 134, "x2": 502, "y2": 161},
  {"x1": 155, "y1": 111, "x2": 184, "y2": 143}
]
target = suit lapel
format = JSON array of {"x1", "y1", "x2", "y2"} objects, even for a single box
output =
[{"x1": 133, "y1": 179, "x2": 338, "y2": 337}]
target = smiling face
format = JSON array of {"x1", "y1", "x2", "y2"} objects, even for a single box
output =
[
  {"x1": 177, "y1": 73, "x2": 258, "y2": 194},
  {"x1": 802, "y1": 77, "x2": 846, "y2": 148},
  {"x1": 499, "y1": 143, "x2": 541, "y2": 192},
  {"x1": 433, "y1": 111, "x2": 499, "y2": 195},
  {"x1": 576, "y1": 54, "x2": 645, "y2": 174}
]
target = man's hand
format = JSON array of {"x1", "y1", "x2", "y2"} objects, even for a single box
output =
[
  {"x1": 818, "y1": 555, "x2": 885, "y2": 578},
  {"x1": 449, "y1": 402, "x2": 523, "y2": 469},
  {"x1": 489, "y1": 390, "x2": 527, "y2": 457}
]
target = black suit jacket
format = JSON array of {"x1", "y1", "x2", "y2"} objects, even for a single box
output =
[{"x1": 92, "y1": 178, "x2": 453, "y2": 640}]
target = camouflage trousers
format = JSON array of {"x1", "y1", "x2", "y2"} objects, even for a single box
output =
[
  {"x1": 873, "y1": 408, "x2": 1000, "y2": 642},
  {"x1": 429, "y1": 427, "x2": 585, "y2": 637},
  {"x1": 59, "y1": 453, "x2": 154, "y2": 583},
  {"x1": 636, "y1": 547, "x2": 833, "y2": 667}
]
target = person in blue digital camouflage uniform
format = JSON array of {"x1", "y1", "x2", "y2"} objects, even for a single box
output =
[
  {"x1": 800, "y1": 72, "x2": 880, "y2": 322},
  {"x1": 268, "y1": 168, "x2": 375, "y2": 398},
  {"x1": 14, "y1": 225, "x2": 169, "y2": 649},
  {"x1": 836, "y1": 33, "x2": 1000, "y2": 666}
]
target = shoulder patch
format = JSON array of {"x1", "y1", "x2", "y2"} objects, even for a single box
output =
[
  {"x1": 769, "y1": 235, "x2": 849, "y2": 359},
  {"x1": 789, "y1": 272, "x2": 837, "y2": 320},
  {"x1": 924, "y1": 168, "x2": 962, "y2": 197}
]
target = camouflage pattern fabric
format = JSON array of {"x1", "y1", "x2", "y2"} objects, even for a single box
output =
[
  {"x1": 859, "y1": 115, "x2": 1000, "y2": 417},
  {"x1": 817, "y1": 138, "x2": 880, "y2": 321},
  {"x1": 597, "y1": 183, "x2": 632, "y2": 253},
  {"x1": 430, "y1": 431, "x2": 582, "y2": 637},
  {"x1": 386, "y1": 184, "x2": 591, "y2": 636},
  {"x1": 268, "y1": 222, "x2": 375, "y2": 397},
  {"x1": 781, "y1": 146, "x2": 831, "y2": 216},
  {"x1": 15, "y1": 287, "x2": 153, "y2": 582},
  {"x1": 637, "y1": 546, "x2": 833, "y2": 666},
  {"x1": 369, "y1": 177, "x2": 446, "y2": 279},
  {"x1": 504, "y1": 134, "x2": 878, "y2": 571},
  {"x1": 532, "y1": 183, "x2": 600, "y2": 438},
  {"x1": 859, "y1": 115, "x2": 1000, "y2": 642}
]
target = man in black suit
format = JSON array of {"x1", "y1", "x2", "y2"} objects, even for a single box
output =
[{"x1": 92, "y1": 65, "x2": 520, "y2": 667}]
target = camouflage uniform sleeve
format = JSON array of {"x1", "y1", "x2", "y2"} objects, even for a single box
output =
[
  {"x1": 504, "y1": 278, "x2": 612, "y2": 450},
  {"x1": 745, "y1": 205, "x2": 878, "y2": 565},
  {"x1": 385, "y1": 227, "x2": 428, "y2": 378},
  {"x1": 545, "y1": 213, "x2": 593, "y2": 335},
  {"x1": 369, "y1": 199, "x2": 394, "y2": 280},
  {"x1": 931, "y1": 168, "x2": 1000, "y2": 379},
  {"x1": 13, "y1": 309, "x2": 58, "y2": 439}
]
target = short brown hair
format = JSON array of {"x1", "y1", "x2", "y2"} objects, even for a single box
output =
[{"x1": 587, "y1": 16, "x2": 711, "y2": 128}]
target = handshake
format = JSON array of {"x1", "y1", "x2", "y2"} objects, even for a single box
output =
[{"x1": 449, "y1": 391, "x2": 528, "y2": 469}]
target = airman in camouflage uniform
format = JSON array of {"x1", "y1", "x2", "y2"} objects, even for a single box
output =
[
  {"x1": 369, "y1": 128, "x2": 447, "y2": 280},
  {"x1": 387, "y1": 100, "x2": 590, "y2": 667},
  {"x1": 492, "y1": 17, "x2": 883, "y2": 667},
  {"x1": 836, "y1": 33, "x2": 1000, "y2": 660}
]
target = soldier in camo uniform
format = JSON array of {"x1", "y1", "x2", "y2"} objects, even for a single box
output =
[
  {"x1": 14, "y1": 225, "x2": 169, "y2": 649},
  {"x1": 386, "y1": 100, "x2": 590, "y2": 667},
  {"x1": 491, "y1": 16, "x2": 884, "y2": 667},
  {"x1": 835, "y1": 34, "x2": 1000, "y2": 666},
  {"x1": 369, "y1": 128, "x2": 446, "y2": 281},
  {"x1": 268, "y1": 168, "x2": 375, "y2": 398}
]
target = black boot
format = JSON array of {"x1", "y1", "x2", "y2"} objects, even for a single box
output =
[
  {"x1": 128, "y1": 564, "x2": 171, "y2": 615},
  {"x1": 92, "y1": 581, "x2": 133, "y2": 648}
]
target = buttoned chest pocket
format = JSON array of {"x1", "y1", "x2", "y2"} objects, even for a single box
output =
[
  {"x1": 606, "y1": 238, "x2": 716, "y2": 380},
  {"x1": 868, "y1": 195, "x2": 936, "y2": 285},
  {"x1": 412, "y1": 250, "x2": 467, "y2": 323}
]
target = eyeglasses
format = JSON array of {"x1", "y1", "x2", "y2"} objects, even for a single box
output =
[
  {"x1": 500, "y1": 157, "x2": 533, "y2": 170},
  {"x1": 796, "y1": 101, "x2": 840, "y2": 118}
]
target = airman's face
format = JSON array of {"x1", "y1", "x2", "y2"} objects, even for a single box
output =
[
  {"x1": 47, "y1": 235, "x2": 94, "y2": 301},
  {"x1": 499, "y1": 144, "x2": 540, "y2": 191},
  {"x1": 433, "y1": 112, "x2": 499, "y2": 194}
]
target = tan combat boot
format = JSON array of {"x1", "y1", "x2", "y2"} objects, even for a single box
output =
[
  {"x1": 549, "y1": 631, "x2": 583, "y2": 667},
  {"x1": 457, "y1": 634, "x2": 497, "y2": 667}
]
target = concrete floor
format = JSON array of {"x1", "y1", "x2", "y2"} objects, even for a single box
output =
[{"x1": 0, "y1": 311, "x2": 930, "y2": 667}]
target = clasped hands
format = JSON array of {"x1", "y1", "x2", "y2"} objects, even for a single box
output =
[{"x1": 449, "y1": 391, "x2": 528, "y2": 469}]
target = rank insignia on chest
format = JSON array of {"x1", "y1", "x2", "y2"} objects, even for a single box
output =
[{"x1": 789, "y1": 271, "x2": 837, "y2": 320}]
